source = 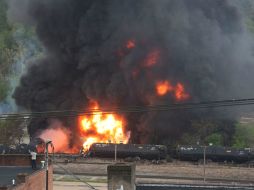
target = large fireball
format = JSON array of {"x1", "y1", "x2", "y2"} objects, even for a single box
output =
[{"x1": 79, "y1": 101, "x2": 130, "y2": 152}]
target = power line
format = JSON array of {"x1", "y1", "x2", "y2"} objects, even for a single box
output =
[{"x1": 1, "y1": 98, "x2": 254, "y2": 120}]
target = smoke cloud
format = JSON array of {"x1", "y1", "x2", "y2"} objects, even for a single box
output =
[{"x1": 8, "y1": 0, "x2": 254, "y2": 146}]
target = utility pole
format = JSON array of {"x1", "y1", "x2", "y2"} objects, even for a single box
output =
[
  {"x1": 203, "y1": 145, "x2": 206, "y2": 183},
  {"x1": 45, "y1": 140, "x2": 52, "y2": 190},
  {"x1": 114, "y1": 143, "x2": 117, "y2": 162}
]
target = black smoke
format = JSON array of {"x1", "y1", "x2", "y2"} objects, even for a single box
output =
[{"x1": 9, "y1": 0, "x2": 254, "y2": 146}]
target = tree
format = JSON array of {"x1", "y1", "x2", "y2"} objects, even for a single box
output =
[
  {"x1": 0, "y1": 118, "x2": 26, "y2": 145},
  {"x1": 205, "y1": 133, "x2": 223, "y2": 146},
  {"x1": 0, "y1": 0, "x2": 18, "y2": 101},
  {"x1": 232, "y1": 123, "x2": 254, "y2": 148},
  {"x1": 188, "y1": 119, "x2": 220, "y2": 145}
]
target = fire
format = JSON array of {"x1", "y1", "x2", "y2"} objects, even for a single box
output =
[
  {"x1": 36, "y1": 120, "x2": 80, "y2": 153},
  {"x1": 79, "y1": 101, "x2": 130, "y2": 152},
  {"x1": 144, "y1": 49, "x2": 160, "y2": 67},
  {"x1": 175, "y1": 83, "x2": 189, "y2": 101},
  {"x1": 126, "y1": 39, "x2": 136, "y2": 49},
  {"x1": 156, "y1": 80, "x2": 173, "y2": 96},
  {"x1": 117, "y1": 39, "x2": 136, "y2": 58},
  {"x1": 156, "y1": 80, "x2": 189, "y2": 101}
]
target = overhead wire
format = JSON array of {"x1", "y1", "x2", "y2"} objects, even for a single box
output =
[
  {"x1": 1, "y1": 98, "x2": 254, "y2": 120},
  {"x1": 47, "y1": 142, "x2": 98, "y2": 190},
  {"x1": 53, "y1": 162, "x2": 98, "y2": 190}
]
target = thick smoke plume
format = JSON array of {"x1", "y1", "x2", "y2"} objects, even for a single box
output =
[{"x1": 8, "y1": 0, "x2": 254, "y2": 147}]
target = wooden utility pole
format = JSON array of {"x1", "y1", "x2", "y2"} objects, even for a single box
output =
[{"x1": 203, "y1": 145, "x2": 206, "y2": 183}]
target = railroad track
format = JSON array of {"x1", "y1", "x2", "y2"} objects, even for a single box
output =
[
  {"x1": 53, "y1": 170, "x2": 254, "y2": 185},
  {"x1": 53, "y1": 160, "x2": 254, "y2": 169}
]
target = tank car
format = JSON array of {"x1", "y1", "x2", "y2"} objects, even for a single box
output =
[
  {"x1": 176, "y1": 145, "x2": 253, "y2": 163},
  {"x1": 88, "y1": 143, "x2": 167, "y2": 160}
]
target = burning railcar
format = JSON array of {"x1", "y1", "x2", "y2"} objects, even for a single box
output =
[
  {"x1": 78, "y1": 101, "x2": 130, "y2": 153},
  {"x1": 0, "y1": 143, "x2": 36, "y2": 154},
  {"x1": 87, "y1": 143, "x2": 167, "y2": 160}
]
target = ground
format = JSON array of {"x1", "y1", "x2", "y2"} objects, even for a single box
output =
[
  {"x1": 53, "y1": 181, "x2": 107, "y2": 190},
  {"x1": 52, "y1": 158, "x2": 254, "y2": 189}
]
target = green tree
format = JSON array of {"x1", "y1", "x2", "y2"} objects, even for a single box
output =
[
  {"x1": 0, "y1": 118, "x2": 25, "y2": 145},
  {"x1": 205, "y1": 133, "x2": 223, "y2": 146},
  {"x1": 188, "y1": 119, "x2": 220, "y2": 145},
  {"x1": 232, "y1": 123, "x2": 254, "y2": 148},
  {"x1": 180, "y1": 119, "x2": 235, "y2": 146},
  {"x1": 0, "y1": 79, "x2": 8, "y2": 101},
  {"x1": 0, "y1": 0, "x2": 18, "y2": 101}
]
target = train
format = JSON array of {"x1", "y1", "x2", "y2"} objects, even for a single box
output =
[
  {"x1": 0, "y1": 138, "x2": 42, "y2": 154},
  {"x1": 0, "y1": 143, "x2": 36, "y2": 154},
  {"x1": 87, "y1": 143, "x2": 167, "y2": 160},
  {"x1": 175, "y1": 145, "x2": 254, "y2": 163},
  {"x1": 1, "y1": 142, "x2": 254, "y2": 164},
  {"x1": 86, "y1": 143, "x2": 254, "y2": 164}
]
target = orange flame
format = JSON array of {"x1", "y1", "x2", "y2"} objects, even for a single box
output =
[
  {"x1": 79, "y1": 101, "x2": 130, "y2": 152},
  {"x1": 156, "y1": 80, "x2": 189, "y2": 101},
  {"x1": 117, "y1": 39, "x2": 136, "y2": 58},
  {"x1": 126, "y1": 39, "x2": 136, "y2": 49},
  {"x1": 144, "y1": 49, "x2": 160, "y2": 67},
  {"x1": 156, "y1": 80, "x2": 173, "y2": 96},
  {"x1": 175, "y1": 83, "x2": 189, "y2": 101}
]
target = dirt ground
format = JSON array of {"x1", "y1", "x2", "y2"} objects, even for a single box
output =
[
  {"x1": 52, "y1": 158, "x2": 254, "y2": 185},
  {"x1": 54, "y1": 181, "x2": 107, "y2": 190}
]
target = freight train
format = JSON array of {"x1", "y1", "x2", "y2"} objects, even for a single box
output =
[
  {"x1": 0, "y1": 138, "x2": 42, "y2": 154},
  {"x1": 1, "y1": 142, "x2": 254, "y2": 164},
  {"x1": 0, "y1": 143, "x2": 36, "y2": 154},
  {"x1": 175, "y1": 145, "x2": 254, "y2": 163},
  {"x1": 87, "y1": 143, "x2": 167, "y2": 160},
  {"x1": 86, "y1": 143, "x2": 254, "y2": 164}
]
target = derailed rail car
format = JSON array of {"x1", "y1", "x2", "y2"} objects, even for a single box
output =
[
  {"x1": 88, "y1": 143, "x2": 167, "y2": 160},
  {"x1": 176, "y1": 145, "x2": 254, "y2": 163},
  {"x1": 0, "y1": 143, "x2": 36, "y2": 154}
]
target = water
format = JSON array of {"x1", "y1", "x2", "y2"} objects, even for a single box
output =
[{"x1": 136, "y1": 184, "x2": 254, "y2": 190}]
